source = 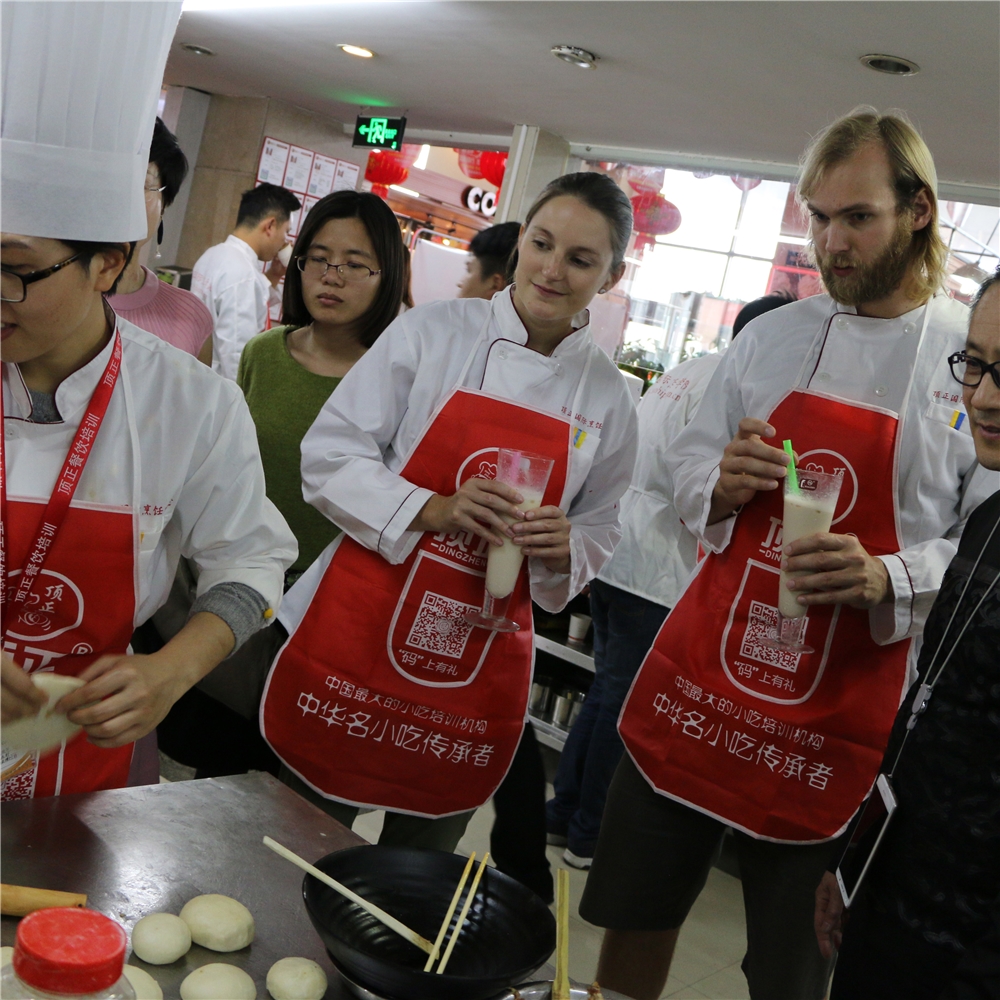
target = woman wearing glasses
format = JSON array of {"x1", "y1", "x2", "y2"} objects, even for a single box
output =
[{"x1": 238, "y1": 190, "x2": 407, "y2": 587}]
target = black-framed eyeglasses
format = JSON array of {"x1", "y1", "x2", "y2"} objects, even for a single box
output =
[
  {"x1": 948, "y1": 351, "x2": 1000, "y2": 390},
  {"x1": 295, "y1": 255, "x2": 381, "y2": 283},
  {"x1": 0, "y1": 253, "x2": 83, "y2": 303}
]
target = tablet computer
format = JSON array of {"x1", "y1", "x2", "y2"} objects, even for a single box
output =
[{"x1": 835, "y1": 773, "x2": 898, "y2": 908}]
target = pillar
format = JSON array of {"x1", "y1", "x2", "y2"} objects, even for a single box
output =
[{"x1": 495, "y1": 126, "x2": 570, "y2": 224}]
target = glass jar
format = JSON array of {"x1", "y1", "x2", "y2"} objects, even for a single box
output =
[{"x1": 0, "y1": 907, "x2": 136, "y2": 999}]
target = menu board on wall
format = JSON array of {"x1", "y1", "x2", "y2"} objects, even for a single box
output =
[
  {"x1": 333, "y1": 160, "x2": 361, "y2": 192},
  {"x1": 282, "y1": 145, "x2": 315, "y2": 194},
  {"x1": 308, "y1": 155, "x2": 339, "y2": 197},
  {"x1": 257, "y1": 137, "x2": 290, "y2": 184},
  {"x1": 257, "y1": 137, "x2": 362, "y2": 201},
  {"x1": 287, "y1": 207, "x2": 303, "y2": 239}
]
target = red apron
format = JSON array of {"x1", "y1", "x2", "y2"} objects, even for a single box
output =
[
  {"x1": 2, "y1": 332, "x2": 137, "y2": 799},
  {"x1": 619, "y1": 386, "x2": 910, "y2": 842},
  {"x1": 261, "y1": 388, "x2": 570, "y2": 817}
]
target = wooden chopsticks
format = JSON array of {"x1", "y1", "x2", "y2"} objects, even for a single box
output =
[
  {"x1": 262, "y1": 836, "x2": 434, "y2": 956},
  {"x1": 436, "y1": 852, "x2": 490, "y2": 974},
  {"x1": 424, "y1": 852, "x2": 477, "y2": 971},
  {"x1": 553, "y1": 868, "x2": 571, "y2": 1000}
]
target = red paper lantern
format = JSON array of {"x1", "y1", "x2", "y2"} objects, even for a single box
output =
[
  {"x1": 731, "y1": 174, "x2": 762, "y2": 192},
  {"x1": 626, "y1": 164, "x2": 665, "y2": 194},
  {"x1": 365, "y1": 150, "x2": 409, "y2": 198},
  {"x1": 479, "y1": 151, "x2": 507, "y2": 190},
  {"x1": 630, "y1": 192, "x2": 681, "y2": 258},
  {"x1": 631, "y1": 192, "x2": 681, "y2": 236},
  {"x1": 456, "y1": 148, "x2": 484, "y2": 179}
]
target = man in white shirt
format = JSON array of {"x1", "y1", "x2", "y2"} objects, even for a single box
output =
[
  {"x1": 192, "y1": 182, "x2": 301, "y2": 380},
  {"x1": 546, "y1": 293, "x2": 794, "y2": 871},
  {"x1": 581, "y1": 108, "x2": 991, "y2": 1000}
]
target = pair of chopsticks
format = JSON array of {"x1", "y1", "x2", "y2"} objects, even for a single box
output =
[
  {"x1": 553, "y1": 868, "x2": 571, "y2": 1000},
  {"x1": 424, "y1": 851, "x2": 491, "y2": 974},
  {"x1": 263, "y1": 837, "x2": 435, "y2": 956}
]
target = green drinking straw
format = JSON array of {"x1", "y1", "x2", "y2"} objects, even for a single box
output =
[{"x1": 783, "y1": 439, "x2": 799, "y2": 492}]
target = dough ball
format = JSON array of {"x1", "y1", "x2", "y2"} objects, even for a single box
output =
[
  {"x1": 1, "y1": 674, "x2": 85, "y2": 753},
  {"x1": 180, "y1": 894, "x2": 255, "y2": 952},
  {"x1": 266, "y1": 957, "x2": 327, "y2": 1000},
  {"x1": 131, "y1": 912, "x2": 192, "y2": 964},
  {"x1": 124, "y1": 965, "x2": 164, "y2": 1000},
  {"x1": 180, "y1": 963, "x2": 256, "y2": 1000},
  {"x1": 1, "y1": 945, "x2": 13, "y2": 967}
]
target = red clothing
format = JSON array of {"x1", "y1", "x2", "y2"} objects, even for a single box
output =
[{"x1": 108, "y1": 266, "x2": 212, "y2": 356}]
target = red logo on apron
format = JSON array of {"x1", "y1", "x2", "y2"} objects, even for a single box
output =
[
  {"x1": 262, "y1": 389, "x2": 571, "y2": 817},
  {"x1": 619, "y1": 388, "x2": 910, "y2": 842}
]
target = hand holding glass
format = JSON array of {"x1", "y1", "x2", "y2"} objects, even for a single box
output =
[
  {"x1": 764, "y1": 467, "x2": 845, "y2": 653},
  {"x1": 465, "y1": 449, "x2": 554, "y2": 632}
]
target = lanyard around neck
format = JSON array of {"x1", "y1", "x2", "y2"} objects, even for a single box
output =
[
  {"x1": 887, "y1": 511, "x2": 1000, "y2": 778},
  {"x1": 0, "y1": 329, "x2": 123, "y2": 632}
]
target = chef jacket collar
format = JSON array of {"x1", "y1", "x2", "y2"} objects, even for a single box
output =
[
  {"x1": 492, "y1": 285, "x2": 592, "y2": 356},
  {"x1": 55, "y1": 319, "x2": 121, "y2": 425},
  {"x1": 826, "y1": 295, "x2": 933, "y2": 326},
  {"x1": 226, "y1": 234, "x2": 265, "y2": 271}
]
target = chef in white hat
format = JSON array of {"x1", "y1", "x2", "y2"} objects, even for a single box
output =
[{"x1": 0, "y1": 1, "x2": 297, "y2": 799}]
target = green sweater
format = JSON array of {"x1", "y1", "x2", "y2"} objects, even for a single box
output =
[{"x1": 238, "y1": 326, "x2": 342, "y2": 575}]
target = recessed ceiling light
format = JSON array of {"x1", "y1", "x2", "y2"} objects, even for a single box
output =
[
  {"x1": 180, "y1": 43, "x2": 215, "y2": 56},
  {"x1": 860, "y1": 53, "x2": 920, "y2": 76},
  {"x1": 551, "y1": 45, "x2": 598, "y2": 69},
  {"x1": 339, "y1": 44, "x2": 374, "y2": 59}
]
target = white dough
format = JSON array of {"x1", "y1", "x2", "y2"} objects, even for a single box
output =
[
  {"x1": 266, "y1": 957, "x2": 327, "y2": 1000},
  {"x1": 124, "y1": 965, "x2": 164, "y2": 1000},
  {"x1": 1, "y1": 674, "x2": 85, "y2": 753},
  {"x1": 1, "y1": 945, "x2": 13, "y2": 967},
  {"x1": 131, "y1": 912, "x2": 192, "y2": 964},
  {"x1": 180, "y1": 894, "x2": 255, "y2": 952},
  {"x1": 179, "y1": 963, "x2": 256, "y2": 1000}
]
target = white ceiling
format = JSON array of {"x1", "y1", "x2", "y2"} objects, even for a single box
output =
[{"x1": 167, "y1": 1, "x2": 1000, "y2": 202}]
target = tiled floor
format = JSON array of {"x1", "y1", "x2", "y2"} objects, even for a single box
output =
[{"x1": 356, "y1": 791, "x2": 751, "y2": 1000}]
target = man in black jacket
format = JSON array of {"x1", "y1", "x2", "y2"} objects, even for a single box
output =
[{"x1": 815, "y1": 267, "x2": 1000, "y2": 999}]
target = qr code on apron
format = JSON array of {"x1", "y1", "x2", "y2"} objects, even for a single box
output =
[
  {"x1": 741, "y1": 601, "x2": 803, "y2": 673},
  {"x1": 405, "y1": 592, "x2": 477, "y2": 659}
]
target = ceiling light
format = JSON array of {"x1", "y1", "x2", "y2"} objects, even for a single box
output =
[
  {"x1": 551, "y1": 45, "x2": 598, "y2": 69},
  {"x1": 389, "y1": 184, "x2": 419, "y2": 198},
  {"x1": 339, "y1": 44, "x2": 374, "y2": 59},
  {"x1": 180, "y1": 43, "x2": 215, "y2": 56},
  {"x1": 860, "y1": 53, "x2": 920, "y2": 76}
]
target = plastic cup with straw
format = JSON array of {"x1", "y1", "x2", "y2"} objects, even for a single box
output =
[{"x1": 764, "y1": 437, "x2": 845, "y2": 652}]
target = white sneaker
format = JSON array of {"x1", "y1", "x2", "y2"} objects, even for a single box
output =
[{"x1": 563, "y1": 848, "x2": 593, "y2": 870}]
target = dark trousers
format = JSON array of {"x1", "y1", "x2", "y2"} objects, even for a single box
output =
[
  {"x1": 832, "y1": 889, "x2": 965, "y2": 1000},
  {"x1": 546, "y1": 579, "x2": 669, "y2": 854},
  {"x1": 490, "y1": 721, "x2": 553, "y2": 904}
]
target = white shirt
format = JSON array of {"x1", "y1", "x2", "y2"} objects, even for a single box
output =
[
  {"x1": 191, "y1": 234, "x2": 274, "y2": 381},
  {"x1": 280, "y1": 288, "x2": 638, "y2": 629},
  {"x1": 599, "y1": 351, "x2": 723, "y2": 607},
  {"x1": 2, "y1": 318, "x2": 297, "y2": 625},
  {"x1": 667, "y1": 292, "x2": 995, "y2": 676}
]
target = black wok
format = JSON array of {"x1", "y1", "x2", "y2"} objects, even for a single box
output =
[{"x1": 302, "y1": 845, "x2": 556, "y2": 1000}]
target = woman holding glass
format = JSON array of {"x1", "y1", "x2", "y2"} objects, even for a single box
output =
[{"x1": 260, "y1": 172, "x2": 639, "y2": 851}]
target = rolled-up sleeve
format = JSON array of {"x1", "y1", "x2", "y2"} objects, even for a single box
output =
[
  {"x1": 300, "y1": 320, "x2": 433, "y2": 563},
  {"x1": 175, "y1": 392, "x2": 297, "y2": 612}
]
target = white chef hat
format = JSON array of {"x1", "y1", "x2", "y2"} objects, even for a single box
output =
[{"x1": 1, "y1": 1, "x2": 182, "y2": 242}]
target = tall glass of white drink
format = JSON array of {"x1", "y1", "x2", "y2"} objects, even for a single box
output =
[
  {"x1": 764, "y1": 467, "x2": 844, "y2": 653},
  {"x1": 465, "y1": 449, "x2": 555, "y2": 632}
]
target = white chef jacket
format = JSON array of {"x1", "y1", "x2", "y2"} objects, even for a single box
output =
[
  {"x1": 2, "y1": 317, "x2": 297, "y2": 626},
  {"x1": 280, "y1": 287, "x2": 638, "y2": 630},
  {"x1": 191, "y1": 234, "x2": 277, "y2": 381},
  {"x1": 598, "y1": 351, "x2": 722, "y2": 608},
  {"x1": 667, "y1": 292, "x2": 994, "y2": 676}
]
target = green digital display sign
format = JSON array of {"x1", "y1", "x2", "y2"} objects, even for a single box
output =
[{"x1": 352, "y1": 116, "x2": 407, "y2": 151}]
